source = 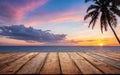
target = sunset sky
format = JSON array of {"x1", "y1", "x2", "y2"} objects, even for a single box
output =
[{"x1": 0, "y1": 0, "x2": 120, "y2": 46}]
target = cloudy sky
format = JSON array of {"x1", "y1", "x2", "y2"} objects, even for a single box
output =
[{"x1": 0, "y1": 0, "x2": 120, "y2": 46}]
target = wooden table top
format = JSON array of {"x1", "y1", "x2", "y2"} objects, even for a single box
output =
[{"x1": 0, "y1": 52, "x2": 120, "y2": 74}]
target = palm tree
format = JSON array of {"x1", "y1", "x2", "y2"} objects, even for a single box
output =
[
  {"x1": 84, "y1": 0, "x2": 120, "y2": 44},
  {"x1": 85, "y1": 0, "x2": 120, "y2": 6}
]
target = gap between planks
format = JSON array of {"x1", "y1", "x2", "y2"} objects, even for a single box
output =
[{"x1": 77, "y1": 52, "x2": 120, "y2": 74}]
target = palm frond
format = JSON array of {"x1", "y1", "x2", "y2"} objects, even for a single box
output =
[
  {"x1": 85, "y1": 0, "x2": 98, "y2": 3},
  {"x1": 92, "y1": 12, "x2": 99, "y2": 29},
  {"x1": 87, "y1": 5, "x2": 99, "y2": 12},
  {"x1": 100, "y1": 13, "x2": 108, "y2": 33},
  {"x1": 91, "y1": 18, "x2": 97, "y2": 29},
  {"x1": 88, "y1": 17, "x2": 95, "y2": 28},
  {"x1": 85, "y1": 0, "x2": 93, "y2": 3},
  {"x1": 114, "y1": 0, "x2": 120, "y2": 6},
  {"x1": 95, "y1": 1, "x2": 101, "y2": 6},
  {"x1": 110, "y1": 7, "x2": 120, "y2": 16},
  {"x1": 84, "y1": 10, "x2": 97, "y2": 20},
  {"x1": 108, "y1": 11, "x2": 117, "y2": 27},
  {"x1": 88, "y1": 11, "x2": 99, "y2": 28}
]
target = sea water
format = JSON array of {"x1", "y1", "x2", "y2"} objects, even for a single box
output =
[{"x1": 0, "y1": 46, "x2": 119, "y2": 52}]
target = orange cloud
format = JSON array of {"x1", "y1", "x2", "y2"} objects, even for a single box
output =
[
  {"x1": 0, "y1": 37, "x2": 44, "y2": 46},
  {"x1": 65, "y1": 36, "x2": 119, "y2": 46}
]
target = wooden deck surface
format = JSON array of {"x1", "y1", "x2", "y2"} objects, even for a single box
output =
[{"x1": 0, "y1": 52, "x2": 120, "y2": 74}]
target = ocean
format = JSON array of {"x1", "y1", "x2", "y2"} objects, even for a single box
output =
[{"x1": 0, "y1": 46, "x2": 120, "y2": 53}]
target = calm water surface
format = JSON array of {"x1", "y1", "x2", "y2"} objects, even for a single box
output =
[{"x1": 0, "y1": 46, "x2": 120, "y2": 52}]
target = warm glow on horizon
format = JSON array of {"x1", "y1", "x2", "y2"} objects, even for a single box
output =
[
  {"x1": 0, "y1": 0, "x2": 120, "y2": 46},
  {"x1": 99, "y1": 43, "x2": 104, "y2": 46}
]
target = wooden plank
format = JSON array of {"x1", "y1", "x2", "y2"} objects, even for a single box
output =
[
  {"x1": 87, "y1": 52, "x2": 120, "y2": 69},
  {"x1": 68, "y1": 52, "x2": 102, "y2": 74},
  {"x1": 100, "y1": 52, "x2": 120, "y2": 59},
  {"x1": 0, "y1": 52, "x2": 38, "y2": 74},
  {"x1": 0, "y1": 52, "x2": 27, "y2": 70},
  {"x1": 92, "y1": 52, "x2": 120, "y2": 61},
  {"x1": 0, "y1": 53, "x2": 13, "y2": 59},
  {"x1": 59, "y1": 52, "x2": 80, "y2": 74},
  {"x1": 0, "y1": 52, "x2": 17, "y2": 60},
  {"x1": 40, "y1": 52, "x2": 61, "y2": 74},
  {"x1": 17, "y1": 53, "x2": 48, "y2": 74},
  {"x1": 78, "y1": 52, "x2": 120, "y2": 74}
]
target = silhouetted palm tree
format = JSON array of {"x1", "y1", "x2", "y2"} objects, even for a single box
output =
[
  {"x1": 85, "y1": 0, "x2": 120, "y2": 6},
  {"x1": 84, "y1": 0, "x2": 120, "y2": 44}
]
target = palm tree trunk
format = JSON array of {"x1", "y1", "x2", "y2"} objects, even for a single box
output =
[{"x1": 108, "y1": 22, "x2": 120, "y2": 44}]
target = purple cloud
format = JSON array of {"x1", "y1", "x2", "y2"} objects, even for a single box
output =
[
  {"x1": 0, "y1": 0, "x2": 48, "y2": 25},
  {"x1": 0, "y1": 25, "x2": 66, "y2": 42}
]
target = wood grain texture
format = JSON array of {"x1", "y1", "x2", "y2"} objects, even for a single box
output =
[
  {"x1": 98, "y1": 52, "x2": 120, "y2": 60},
  {"x1": 59, "y1": 52, "x2": 81, "y2": 74},
  {"x1": 17, "y1": 53, "x2": 48, "y2": 74},
  {"x1": 0, "y1": 52, "x2": 119, "y2": 74},
  {"x1": 78, "y1": 52, "x2": 120, "y2": 74},
  {"x1": 40, "y1": 53, "x2": 61, "y2": 74},
  {"x1": 68, "y1": 52, "x2": 102, "y2": 74},
  {"x1": 0, "y1": 52, "x2": 38, "y2": 74},
  {"x1": 87, "y1": 52, "x2": 120, "y2": 69},
  {"x1": 92, "y1": 52, "x2": 120, "y2": 61},
  {"x1": 0, "y1": 52, "x2": 17, "y2": 60},
  {"x1": 0, "y1": 52, "x2": 27, "y2": 71}
]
